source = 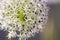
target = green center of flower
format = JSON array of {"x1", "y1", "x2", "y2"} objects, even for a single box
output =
[{"x1": 17, "y1": 11, "x2": 26, "y2": 21}]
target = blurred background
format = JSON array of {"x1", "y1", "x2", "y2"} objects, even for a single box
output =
[{"x1": 0, "y1": 0, "x2": 60, "y2": 40}]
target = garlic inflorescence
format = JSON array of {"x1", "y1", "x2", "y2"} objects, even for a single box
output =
[{"x1": 0, "y1": 0, "x2": 48, "y2": 40}]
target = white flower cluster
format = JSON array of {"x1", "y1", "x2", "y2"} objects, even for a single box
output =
[{"x1": 0, "y1": 0, "x2": 48, "y2": 40}]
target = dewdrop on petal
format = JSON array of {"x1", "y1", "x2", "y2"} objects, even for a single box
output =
[{"x1": 0, "y1": 0, "x2": 49, "y2": 40}]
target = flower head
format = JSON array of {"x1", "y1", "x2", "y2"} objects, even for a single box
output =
[{"x1": 0, "y1": 0, "x2": 48, "y2": 40}]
